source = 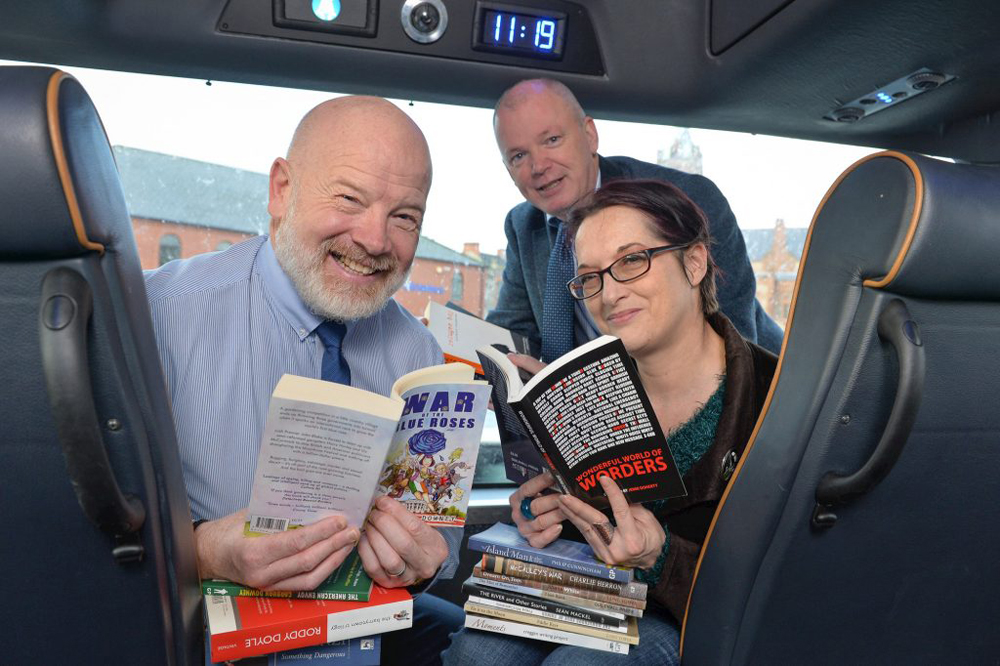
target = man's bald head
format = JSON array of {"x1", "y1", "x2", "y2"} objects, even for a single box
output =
[{"x1": 494, "y1": 78, "x2": 587, "y2": 130}]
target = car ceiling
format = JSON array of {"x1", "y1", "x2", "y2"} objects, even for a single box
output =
[{"x1": 1, "y1": 0, "x2": 999, "y2": 163}]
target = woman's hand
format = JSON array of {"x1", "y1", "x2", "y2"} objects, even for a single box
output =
[
  {"x1": 558, "y1": 475, "x2": 666, "y2": 570},
  {"x1": 509, "y1": 471, "x2": 565, "y2": 548}
]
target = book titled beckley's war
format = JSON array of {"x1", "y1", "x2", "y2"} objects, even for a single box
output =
[
  {"x1": 425, "y1": 301, "x2": 531, "y2": 377},
  {"x1": 476, "y1": 335, "x2": 686, "y2": 507},
  {"x1": 202, "y1": 549, "x2": 373, "y2": 602},
  {"x1": 468, "y1": 522, "x2": 635, "y2": 583},
  {"x1": 244, "y1": 363, "x2": 490, "y2": 534}
]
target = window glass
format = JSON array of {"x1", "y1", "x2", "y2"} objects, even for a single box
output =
[{"x1": 11, "y1": 60, "x2": 874, "y2": 489}]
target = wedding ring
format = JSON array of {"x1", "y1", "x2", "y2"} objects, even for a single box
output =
[
  {"x1": 388, "y1": 562, "x2": 407, "y2": 577},
  {"x1": 520, "y1": 497, "x2": 536, "y2": 521},
  {"x1": 593, "y1": 521, "x2": 615, "y2": 546}
]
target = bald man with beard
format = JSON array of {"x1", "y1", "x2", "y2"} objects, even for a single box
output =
[{"x1": 145, "y1": 97, "x2": 462, "y2": 664}]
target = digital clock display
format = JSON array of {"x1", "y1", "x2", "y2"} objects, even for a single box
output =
[{"x1": 479, "y1": 8, "x2": 565, "y2": 57}]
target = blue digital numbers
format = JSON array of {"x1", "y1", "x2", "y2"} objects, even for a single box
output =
[{"x1": 482, "y1": 10, "x2": 562, "y2": 55}]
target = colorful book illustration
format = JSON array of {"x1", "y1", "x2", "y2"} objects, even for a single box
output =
[
  {"x1": 425, "y1": 300, "x2": 530, "y2": 376},
  {"x1": 202, "y1": 549, "x2": 372, "y2": 602},
  {"x1": 205, "y1": 584, "x2": 411, "y2": 662},
  {"x1": 468, "y1": 522, "x2": 638, "y2": 584},
  {"x1": 477, "y1": 335, "x2": 686, "y2": 505},
  {"x1": 244, "y1": 363, "x2": 491, "y2": 533}
]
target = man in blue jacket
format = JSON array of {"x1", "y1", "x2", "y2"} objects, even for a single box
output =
[{"x1": 486, "y1": 78, "x2": 783, "y2": 360}]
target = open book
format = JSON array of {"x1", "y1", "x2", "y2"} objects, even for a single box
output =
[
  {"x1": 425, "y1": 300, "x2": 530, "y2": 375},
  {"x1": 245, "y1": 363, "x2": 491, "y2": 533},
  {"x1": 476, "y1": 336, "x2": 686, "y2": 506}
]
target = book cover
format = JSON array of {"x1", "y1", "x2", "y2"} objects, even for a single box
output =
[
  {"x1": 206, "y1": 634, "x2": 381, "y2": 665},
  {"x1": 205, "y1": 584, "x2": 411, "y2": 662},
  {"x1": 463, "y1": 579, "x2": 626, "y2": 628},
  {"x1": 244, "y1": 363, "x2": 491, "y2": 534},
  {"x1": 468, "y1": 522, "x2": 635, "y2": 583},
  {"x1": 472, "y1": 567, "x2": 645, "y2": 615},
  {"x1": 477, "y1": 335, "x2": 686, "y2": 506},
  {"x1": 202, "y1": 549, "x2": 373, "y2": 602},
  {"x1": 467, "y1": 594, "x2": 627, "y2": 633},
  {"x1": 464, "y1": 613, "x2": 629, "y2": 655},
  {"x1": 464, "y1": 601, "x2": 640, "y2": 646},
  {"x1": 425, "y1": 300, "x2": 530, "y2": 375},
  {"x1": 480, "y1": 553, "x2": 647, "y2": 600}
]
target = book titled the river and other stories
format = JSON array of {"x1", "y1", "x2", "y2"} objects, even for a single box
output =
[{"x1": 244, "y1": 363, "x2": 491, "y2": 535}]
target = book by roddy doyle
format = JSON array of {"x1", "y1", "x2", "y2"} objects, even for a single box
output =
[
  {"x1": 468, "y1": 522, "x2": 633, "y2": 582},
  {"x1": 206, "y1": 633, "x2": 381, "y2": 665}
]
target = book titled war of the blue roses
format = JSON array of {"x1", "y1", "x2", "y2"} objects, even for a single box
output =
[
  {"x1": 245, "y1": 363, "x2": 490, "y2": 533},
  {"x1": 477, "y1": 335, "x2": 686, "y2": 507}
]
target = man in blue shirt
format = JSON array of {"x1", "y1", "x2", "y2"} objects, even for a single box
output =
[
  {"x1": 486, "y1": 79, "x2": 783, "y2": 359},
  {"x1": 145, "y1": 96, "x2": 460, "y2": 663}
]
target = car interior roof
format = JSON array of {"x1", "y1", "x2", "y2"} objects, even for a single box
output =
[{"x1": 1, "y1": 0, "x2": 998, "y2": 163}]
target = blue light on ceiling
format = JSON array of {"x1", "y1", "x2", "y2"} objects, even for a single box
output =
[
  {"x1": 876, "y1": 92, "x2": 894, "y2": 104},
  {"x1": 312, "y1": 0, "x2": 341, "y2": 21}
]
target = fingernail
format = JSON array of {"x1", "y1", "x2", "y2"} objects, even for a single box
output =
[
  {"x1": 349, "y1": 529, "x2": 360, "y2": 545},
  {"x1": 555, "y1": 524, "x2": 563, "y2": 533}
]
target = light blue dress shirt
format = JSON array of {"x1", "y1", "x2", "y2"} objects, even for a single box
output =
[{"x1": 145, "y1": 235, "x2": 459, "y2": 577}]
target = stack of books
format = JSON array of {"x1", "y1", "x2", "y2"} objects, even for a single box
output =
[
  {"x1": 203, "y1": 550, "x2": 409, "y2": 664},
  {"x1": 463, "y1": 523, "x2": 646, "y2": 655}
]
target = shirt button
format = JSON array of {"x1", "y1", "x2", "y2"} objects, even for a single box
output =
[
  {"x1": 721, "y1": 450, "x2": 739, "y2": 481},
  {"x1": 299, "y1": 328, "x2": 307, "y2": 337}
]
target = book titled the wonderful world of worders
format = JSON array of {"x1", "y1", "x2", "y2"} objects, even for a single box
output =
[
  {"x1": 202, "y1": 549, "x2": 373, "y2": 602},
  {"x1": 468, "y1": 521, "x2": 637, "y2": 583},
  {"x1": 476, "y1": 335, "x2": 686, "y2": 507}
]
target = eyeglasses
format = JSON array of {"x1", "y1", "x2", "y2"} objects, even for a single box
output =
[{"x1": 566, "y1": 243, "x2": 691, "y2": 300}]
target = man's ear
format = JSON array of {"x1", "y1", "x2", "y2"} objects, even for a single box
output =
[
  {"x1": 584, "y1": 116, "x2": 599, "y2": 155},
  {"x1": 267, "y1": 158, "x2": 292, "y2": 228},
  {"x1": 683, "y1": 243, "x2": 709, "y2": 286}
]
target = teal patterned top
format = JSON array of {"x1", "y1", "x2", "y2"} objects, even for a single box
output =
[{"x1": 634, "y1": 378, "x2": 726, "y2": 587}]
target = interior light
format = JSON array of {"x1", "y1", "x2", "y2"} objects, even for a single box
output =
[{"x1": 312, "y1": 0, "x2": 341, "y2": 21}]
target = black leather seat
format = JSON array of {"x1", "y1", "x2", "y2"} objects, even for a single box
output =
[
  {"x1": 0, "y1": 66, "x2": 201, "y2": 663},
  {"x1": 681, "y1": 151, "x2": 1000, "y2": 664}
]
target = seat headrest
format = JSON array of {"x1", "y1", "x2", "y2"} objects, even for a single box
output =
[
  {"x1": 0, "y1": 66, "x2": 132, "y2": 259},
  {"x1": 832, "y1": 151, "x2": 1000, "y2": 300}
]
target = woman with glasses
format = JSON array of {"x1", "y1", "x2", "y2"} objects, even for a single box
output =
[{"x1": 444, "y1": 179, "x2": 777, "y2": 665}]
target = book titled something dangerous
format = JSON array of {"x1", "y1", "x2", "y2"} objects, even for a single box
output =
[
  {"x1": 245, "y1": 363, "x2": 490, "y2": 534},
  {"x1": 477, "y1": 335, "x2": 686, "y2": 506}
]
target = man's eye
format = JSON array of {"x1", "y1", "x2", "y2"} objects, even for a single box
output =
[
  {"x1": 338, "y1": 194, "x2": 361, "y2": 205},
  {"x1": 394, "y1": 214, "x2": 421, "y2": 231},
  {"x1": 509, "y1": 152, "x2": 525, "y2": 166},
  {"x1": 545, "y1": 135, "x2": 561, "y2": 145}
]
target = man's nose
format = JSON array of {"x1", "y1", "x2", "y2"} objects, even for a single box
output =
[
  {"x1": 351, "y1": 213, "x2": 392, "y2": 256},
  {"x1": 529, "y1": 153, "x2": 550, "y2": 177}
]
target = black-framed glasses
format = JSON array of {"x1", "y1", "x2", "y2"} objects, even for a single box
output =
[{"x1": 566, "y1": 243, "x2": 691, "y2": 300}]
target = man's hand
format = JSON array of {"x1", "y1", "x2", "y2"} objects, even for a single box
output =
[
  {"x1": 509, "y1": 471, "x2": 565, "y2": 548},
  {"x1": 358, "y1": 496, "x2": 449, "y2": 588},
  {"x1": 508, "y1": 353, "x2": 546, "y2": 380},
  {"x1": 558, "y1": 475, "x2": 666, "y2": 570},
  {"x1": 194, "y1": 509, "x2": 359, "y2": 591}
]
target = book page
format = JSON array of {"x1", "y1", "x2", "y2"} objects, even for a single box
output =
[
  {"x1": 245, "y1": 376, "x2": 403, "y2": 534},
  {"x1": 374, "y1": 381, "x2": 491, "y2": 527}
]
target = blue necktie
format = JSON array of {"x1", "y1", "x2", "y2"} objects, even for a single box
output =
[
  {"x1": 315, "y1": 320, "x2": 351, "y2": 385},
  {"x1": 541, "y1": 221, "x2": 575, "y2": 363}
]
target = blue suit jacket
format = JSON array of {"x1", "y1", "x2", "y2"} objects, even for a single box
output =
[{"x1": 486, "y1": 155, "x2": 784, "y2": 355}]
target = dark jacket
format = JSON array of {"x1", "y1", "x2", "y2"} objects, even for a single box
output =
[
  {"x1": 485, "y1": 155, "x2": 784, "y2": 355},
  {"x1": 651, "y1": 312, "x2": 777, "y2": 621}
]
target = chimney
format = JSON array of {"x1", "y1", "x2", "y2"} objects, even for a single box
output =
[{"x1": 463, "y1": 242, "x2": 481, "y2": 260}]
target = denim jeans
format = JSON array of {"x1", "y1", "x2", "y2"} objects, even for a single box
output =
[
  {"x1": 441, "y1": 609, "x2": 680, "y2": 666},
  {"x1": 382, "y1": 593, "x2": 466, "y2": 666}
]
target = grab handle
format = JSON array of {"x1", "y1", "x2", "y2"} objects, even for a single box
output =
[
  {"x1": 812, "y1": 299, "x2": 924, "y2": 528},
  {"x1": 39, "y1": 268, "x2": 146, "y2": 548}
]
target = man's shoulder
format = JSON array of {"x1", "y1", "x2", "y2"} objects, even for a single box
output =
[
  {"x1": 603, "y1": 155, "x2": 716, "y2": 188},
  {"x1": 144, "y1": 236, "x2": 266, "y2": 304},
  {"x1": 504, "y1": 200, "x2": 546, "y2": 228}
]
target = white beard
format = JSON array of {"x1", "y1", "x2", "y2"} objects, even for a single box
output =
[{"x1": 272, "y1": 201, "x2": 410, "y2": 321}]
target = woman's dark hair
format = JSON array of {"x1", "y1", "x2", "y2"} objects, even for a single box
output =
[{"x1": 566, "y1": 178, "x2": 720, "y2": 315}]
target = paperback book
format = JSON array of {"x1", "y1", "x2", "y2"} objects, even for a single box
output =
[
  {"x1": 245, "y1": 363, "x2": 490, "y2": 534},
  {"x1": 425, "y1": 300, "x2": 530, "y2": 376},
  {"x1": 464, "y1": 614, "x2": 630, "y2": 655},
  {"x1": 476, "y1": 335, "x2": 686, "y2": 506},
  {"x1": 468, "y1": 522, "x2": 636, "y2": 583},
  {"x1": 463, "y1": 578, "x2": 626, "y2": 628},
  {"x1": 464, "y1": 601, "x2": 640, "y2": 646},
  {"x1": 205, "y1": 584, "x2": 411, "y2": 662},
  {"x1": 202, "y1": 549, "x2": 372, "y2": 602},
  {"x1": 480, "y1": 553, "x2": 647, "y2": 600},
  {"x1": 206, "y1": 634, "x2": 381, "y2": 665},
  {"x1": 471, "y1": 565, "x2": 645, "y2": 615}
]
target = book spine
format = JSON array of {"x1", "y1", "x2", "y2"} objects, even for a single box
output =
[
  {"x1": 466, "y1": 594, "x2": 626, "y2": 632},
  {"x1": 209, "y1": 599, "x2": 412, "y2": 662},
  {"x1": 468, "y1": 536, "x2": 632, "y2": 583},
  {"x1": 479, "y1": 554, "x2": 647, "y2": 599},
  {"x1": 464, "y1": 601, "x2": 639, "y2": 646},
  {"x1": 512, "y1": 405, "x2": 573, "y2": 495},
  {"x1": 470, "y1": 574, "x2": 642, "y2": 617},
  {"x1": 464, "y1": 583, "x2": 625, "y2": 626},
  {"x1": 201, "y1": 584, "x2": 367, "y2": 603},
  {"x1": 464, "y1": 613, "x2": 629, "y2": 655}
]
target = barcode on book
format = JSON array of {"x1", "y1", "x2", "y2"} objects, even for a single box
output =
[{"x1": 249, "y1": 515, "x2": 289, "y2": 533}]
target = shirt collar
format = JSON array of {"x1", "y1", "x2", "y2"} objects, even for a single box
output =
[
  {"x1": 255, "y1": 236, "x2": 326, "y2": 341},
  {"x1": 544, "y1": 170, "x2": 602, "y2": 226}
]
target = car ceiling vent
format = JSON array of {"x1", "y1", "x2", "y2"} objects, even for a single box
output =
[{"x1": 825, "y1": 68, "x2": 956, "y2": 124}]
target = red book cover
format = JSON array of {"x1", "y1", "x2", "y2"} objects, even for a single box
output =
[{"x1": 206, "y1": 584, "x2": 412, "y2": 662}]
